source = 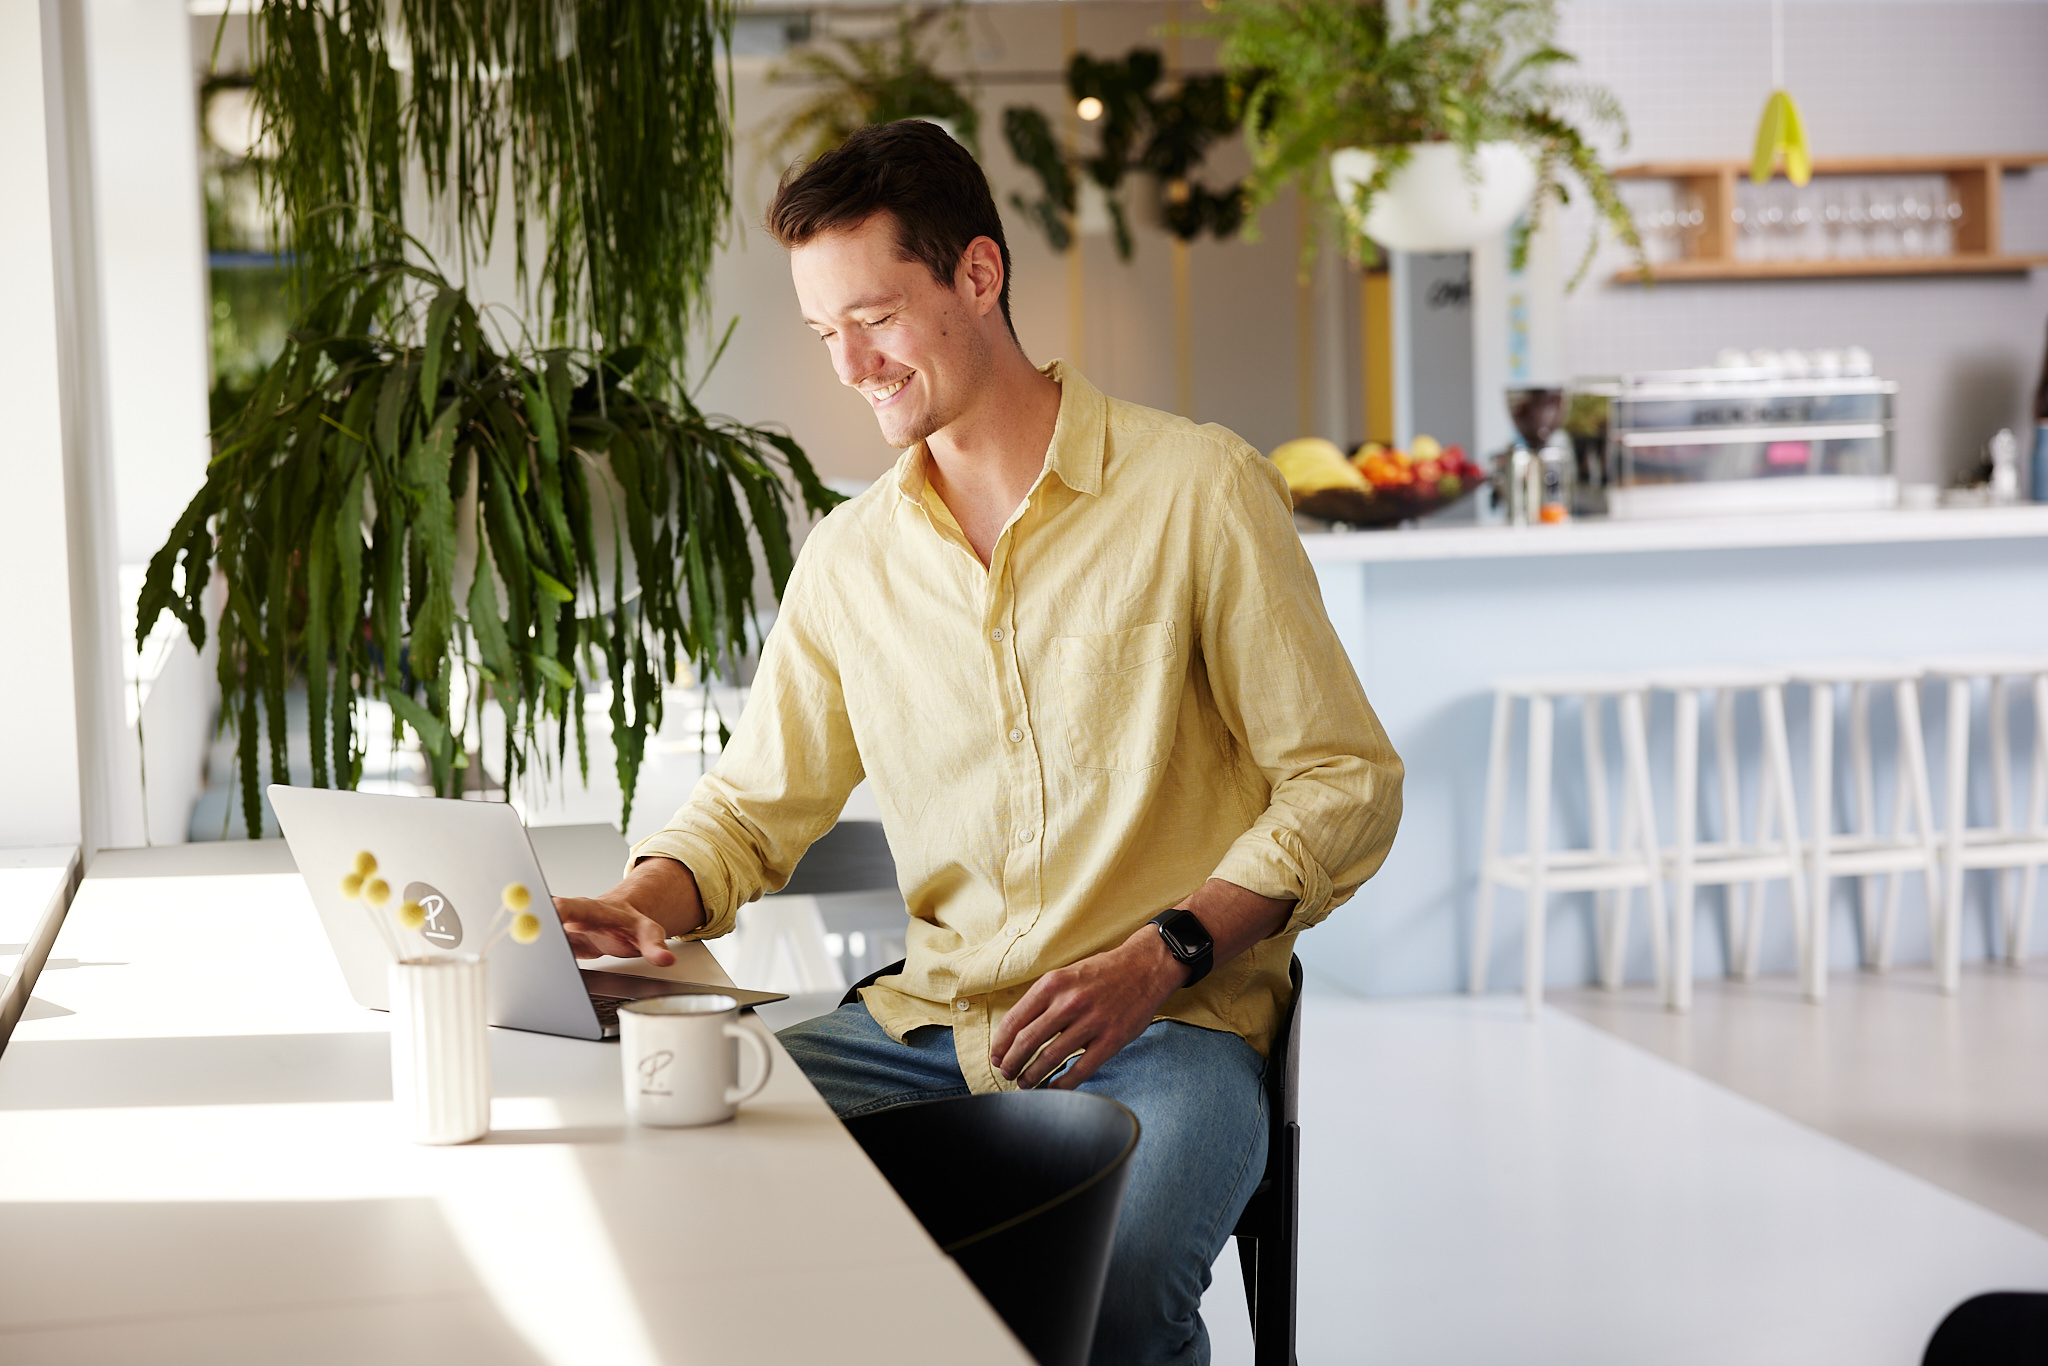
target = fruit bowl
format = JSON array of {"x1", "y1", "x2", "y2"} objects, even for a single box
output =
[{"x1": 1294, "y1": 481, "x2": 1476, "y2": 528}]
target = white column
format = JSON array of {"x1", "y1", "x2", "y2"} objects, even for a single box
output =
[{"x1": 0, "y1": 0, "x2": 131, "y2": 856}]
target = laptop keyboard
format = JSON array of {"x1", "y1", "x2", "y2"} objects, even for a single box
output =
[{"x1": 589, "y1": 994, "x2": 629, "y2": 1034}]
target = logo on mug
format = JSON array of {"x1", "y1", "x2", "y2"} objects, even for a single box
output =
[
  {"x1": 401, "y1": 881, "x2": 462, "y2": 948},
  {"x1": 638, "y1": 1050, "x2": 675, "y2": 1096}
]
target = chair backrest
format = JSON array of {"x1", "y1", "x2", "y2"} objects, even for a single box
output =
[
  {"x1": 781, "y1": 820, "x2": 898, "y2": 898},
  {"x1": 1270, "y1": 956, "x2": 1303, "y2": 1131},
  {"x1": 847, "y1": 1090, "x2": 1140, "y2": 1366}
]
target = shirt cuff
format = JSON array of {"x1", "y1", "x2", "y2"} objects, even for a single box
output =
[
  {"x1": 1209, "y1": 825, "x2": 1339, "y2": 938},
  {"x1": 627, "y1": 829, "x2": 740, "y2": 941}
]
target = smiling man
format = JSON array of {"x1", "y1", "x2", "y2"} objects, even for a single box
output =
[{"x1": 551, "y1": 119, "x2": 1402, "y2": 1365}]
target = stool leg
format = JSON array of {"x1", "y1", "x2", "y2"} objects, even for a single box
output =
[
  {"x1": 1671, "y1": 689, "x2": 1700, "y2": 1013},
  {"x1": 1584, "y1": 696, "x2": 1623, "y2": 990},
  {"x1": 1615, "y1": 755, "x2": 1643, "y2": 988},
  {"x1": 1850, "y1": 682, "x2": 1880, "y2": 968},
  {"x1": 1715, "y1": 689, "x2": 1749, "y2": 978},
  {"x1": 1809, "y1": 681, "x2": 1835, "y2": 1004},
  {"x1": 2016, "y1": 674, "x2": 2048, "y2": 963},
  {"x1": 1896, "y1": 677, "x2": 1941, "y2": 975},
  {"x1": 1744, "y1": 770, "x2": 1778, "y2": 981},
  {"x1": 1621, "y1": 690, "x2": 1670, "y2": 997},
  {"x1": 1471, "y1": 690, "x2": 1514, "y2": 995},
  {"x1": 1525, "y1": 695, "x2": 1555, "y2": 1018},
  {"x1": 1992, "y1": 677, "x2": 2016, "y2": 964},
  {"x1": 1761, "y1": 685, "x2": 1814, "y2": 1001},
  {"x1": 1941, "y1": 677, "x2": 1971, "y2": 995}
]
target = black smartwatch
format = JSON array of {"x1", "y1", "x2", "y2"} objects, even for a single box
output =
[{"x1": 1151, "y1": 908, "x2": 1215, "y2": 987}]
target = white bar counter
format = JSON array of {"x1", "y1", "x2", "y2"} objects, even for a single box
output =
[
  {"x1": 0, "y1": 839, "x2": 1029, "y2": 1366},
  {"x1": 1299, "y1": 503, "x2": 2048, "y2": 563},
  {"x1": 1299, "y1": 504, "x2": 2048, "y2": 1000}
]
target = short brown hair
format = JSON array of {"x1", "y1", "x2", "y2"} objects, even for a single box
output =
[{"x1": 766, "y1": 120, "x2": 1014, "y2": 332}]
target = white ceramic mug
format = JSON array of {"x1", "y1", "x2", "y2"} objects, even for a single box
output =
[{"x1": 619, "y1": 994, "x2": 773, "y2": 1127}]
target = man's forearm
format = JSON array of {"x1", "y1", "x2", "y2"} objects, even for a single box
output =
[
  {"x1": 625, "y1": 855, "x2": 711, "y2": 939},
  {"x1": 1122, "y1": 877, "x2": 1292, "y2": 991}
]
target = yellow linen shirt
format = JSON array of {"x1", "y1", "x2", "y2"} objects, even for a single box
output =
[{"x1": 633, "y1": 362, "x2": 1402, "y2": 1092}]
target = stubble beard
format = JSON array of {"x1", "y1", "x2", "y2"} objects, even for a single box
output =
[{"x1": 875, "y1": 313, "x2": 996, "y2": 450}]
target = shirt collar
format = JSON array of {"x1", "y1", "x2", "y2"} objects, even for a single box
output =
[{"x1": 890, "y1": 359, "x2": 1107, "y2": 509}]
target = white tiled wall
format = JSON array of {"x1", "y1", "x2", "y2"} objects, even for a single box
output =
[{"x1": 1555, "y1": 1, "x2": 2048, "y2": 484}]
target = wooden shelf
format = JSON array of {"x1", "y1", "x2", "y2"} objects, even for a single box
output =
[
  {"x1": 1613, "y1": 154, "x2": 2048, "y2": 179},
  {"x1": 1607, "y1": 153, "x2": 2048, "y2": 285},
  {"x1": 1621, "y1": 254, "x2": 2048, "y2": 283}
]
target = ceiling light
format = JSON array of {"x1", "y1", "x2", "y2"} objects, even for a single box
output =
[{"x1": 1076, "y1": 97, "x2": 1103, "y2": 122}]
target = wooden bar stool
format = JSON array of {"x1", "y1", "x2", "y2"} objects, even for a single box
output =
[
  {"x1": 1787, "y1": 662, "x2": 1941, "y2": 1004},
  {"x1": 1650, "y1": 667, "x2": 1807, "y2": 1013},
  {"x1": 1472, "y1": 674, "x2": 1667, "y2": 1018},
  {"x1": 1921, "y1": 656, "x2": 2048, "y2": 993}
]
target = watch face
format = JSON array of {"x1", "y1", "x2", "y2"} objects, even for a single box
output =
[{"x1": 1160, "y1": 909, "x2": 1210, "y2": 958}]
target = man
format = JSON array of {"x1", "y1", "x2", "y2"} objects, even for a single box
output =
[{"x1": 552, "y1": 119, "x2": 1402, "y2": 1365}]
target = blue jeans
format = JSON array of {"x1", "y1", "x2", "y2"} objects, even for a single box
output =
[{"x1": 778, "y1": 1004, "x2": 1268, "y2": 1366}]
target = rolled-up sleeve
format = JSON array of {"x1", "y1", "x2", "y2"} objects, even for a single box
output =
[
  {"x1": 1198, "y1": 449, "x2": 1403, "y2": 936},
  {"x1": 629, "y1": 539, "x2": 864, "y2": 940}
]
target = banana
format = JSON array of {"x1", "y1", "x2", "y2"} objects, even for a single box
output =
[{"x1": 1271, "y1": 438, "x2": 1369, "y2": 494}]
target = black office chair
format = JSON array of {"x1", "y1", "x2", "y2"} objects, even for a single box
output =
[
  {"x1": 1234, "y1": 955, "x2": 1303, "y2": 1366},
  {"x1": 846, "y1": 1089, "x2": 1140, "y2": 1366},
  {"x1": 1923, "y1": 1291, "x2": 2048, "y2": 1365},
  {"x1": 842, "y1": 953, "x2": 1305, "y2": 1365}
]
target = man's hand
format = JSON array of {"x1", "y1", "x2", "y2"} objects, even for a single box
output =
[
  {"x1": 990, "y1": 926, "x2": 1187, "y2": 1090},
  {"x1": 989, "y1": 879, "x2": 1294, "y2": 1090},
  {"x1": 552, "y1": 856, "x2": 707, "y2": 966}
]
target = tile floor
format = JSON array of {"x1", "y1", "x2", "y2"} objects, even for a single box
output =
[
  {"x1": 1556, "y1": 963, "x2": 2048, "y2": 1239},
  {"x1": 1202, "y1": 985, "x2": 2048, "y2": 1366}
]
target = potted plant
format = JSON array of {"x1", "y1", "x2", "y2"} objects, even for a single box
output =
[
  {"x1": 1005, "y1": 48, "x2": 1250, "y2": 261},
  {"x1": 761, "y1": 7, "x2": 982, "y2": 165},
  {"x1": 1210, "y1": 0, "x2": 1643, "y2": 280},
  {"x1": 151, "y1": 0, "x2": 836, "y2": 837}
]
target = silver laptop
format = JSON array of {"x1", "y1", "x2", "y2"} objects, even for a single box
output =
[{"x1": 269, "y1": 785, "x2": 784, "y2": 1040}]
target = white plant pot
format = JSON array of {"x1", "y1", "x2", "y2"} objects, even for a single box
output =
[
  {"x1": 389, "y1": 954, "x2": 491, "y2": 1145},
  {"x1": 1329, "y1": 142, "x2": 1538, "y2": 253}
]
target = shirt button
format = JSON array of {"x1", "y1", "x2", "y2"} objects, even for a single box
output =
[
  {"x1": 990, "y1": 627, "x2": 1005, "y2": 642},
  {"x1": 954, "y1": 999, "x2": 972, "y2": 1013},
  {"x1": 1019, "y1": 830, "x2": 1035, "y2": 843},
  {"x1": 1008, "y1": 728, "x2": 1024, "y2": 743}
]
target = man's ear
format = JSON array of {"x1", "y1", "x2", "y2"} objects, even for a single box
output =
[{"x1": 957, "y1": 236, "x2": 1006, "y2": 321}]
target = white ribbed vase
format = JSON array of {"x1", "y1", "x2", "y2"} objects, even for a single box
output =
[{"x1": 389, "y1": 955, "x2": 491, "y2": 1144}]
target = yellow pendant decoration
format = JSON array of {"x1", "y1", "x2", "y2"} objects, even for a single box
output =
[{"x1": 1750, "y1": 89, "x2": 1812, "y2": 186}]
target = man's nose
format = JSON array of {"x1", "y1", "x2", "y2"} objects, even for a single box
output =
[{"x1": 833, "y1": 333, "x2": 878, "y2": 388}]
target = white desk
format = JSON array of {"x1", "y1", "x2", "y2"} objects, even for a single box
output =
[{"x1": 0, "y1": 839, "x2": 1029, "y2": 1366}]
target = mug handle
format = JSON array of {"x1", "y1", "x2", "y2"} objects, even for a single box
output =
[{"x1": 723, "y1": 1020, "x2": 773, "y2": 1107}]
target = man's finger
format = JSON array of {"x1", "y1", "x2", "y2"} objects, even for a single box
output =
[
  {"x1": 635, "y1": 917, "x2": 677, "y2": 966},
  {"x1": 998, "y1": 1003, "x2": 1076, "y2": 1082},
  {"x1": 989, "y1": 978, "x2": 1050, "y2": 1060}
]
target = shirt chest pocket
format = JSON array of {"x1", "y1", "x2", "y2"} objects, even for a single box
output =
[{"x1": 1053, "y1": 622, "x2": 1180, "y2": 772}]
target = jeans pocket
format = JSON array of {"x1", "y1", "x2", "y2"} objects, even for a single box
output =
[{"x1": 1054, "y1": 622, "x2": 1179, "y2": 772}]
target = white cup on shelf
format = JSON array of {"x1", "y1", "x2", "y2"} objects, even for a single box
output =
[{"x1": 620, "y1": 994, "x2": 773, "y2": 1128}]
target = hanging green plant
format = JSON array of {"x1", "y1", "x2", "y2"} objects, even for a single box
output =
[
  {"x1": 1005, "y1": 49, "x2": 1250, "y2": 261},
  {"x1": 250, "y1": 0, "x2": 734, "y2": 376},
  {"x1": 760, "y1": 7, "x2": 981, "y2": 167},
  {"x1": 140, "y1": 262, "x2": 837, "y2": 839},
  {"x1": 1208, "y1": 0, "x2": 1643, "y2": 282}
]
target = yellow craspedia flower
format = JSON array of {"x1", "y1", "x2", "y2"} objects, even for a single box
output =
[
  {"x1": 510, "y1": 912, "x2": 541, "y2": 944},
  {"x1": 397, "y1": 899, "x2": 427, "y2": 931},
  {"x1": 362, "y1": 877, "x2": 391, "y2": 905},
  {"x1": 354, "y1": 850, "x2": 378, "y2": 877},
  {"x1": 502, "y1": 882, "x2": 532, "y2": 912},
  {"x1": 339, "y1": 872, "x2": 365, "y2": 899}
]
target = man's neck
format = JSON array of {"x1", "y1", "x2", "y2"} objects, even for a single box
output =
[{"x1": 923, "y1": 347, "x2": 1063, "y2": 567}]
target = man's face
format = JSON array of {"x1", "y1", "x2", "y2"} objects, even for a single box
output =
[{"x1": 792, "y1": 213, "x2": 995, "y2": 450}]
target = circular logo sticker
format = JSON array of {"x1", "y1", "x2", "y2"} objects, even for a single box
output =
[{"x1": 402, "y1": 881, "x2": 463, "y2": 949}]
